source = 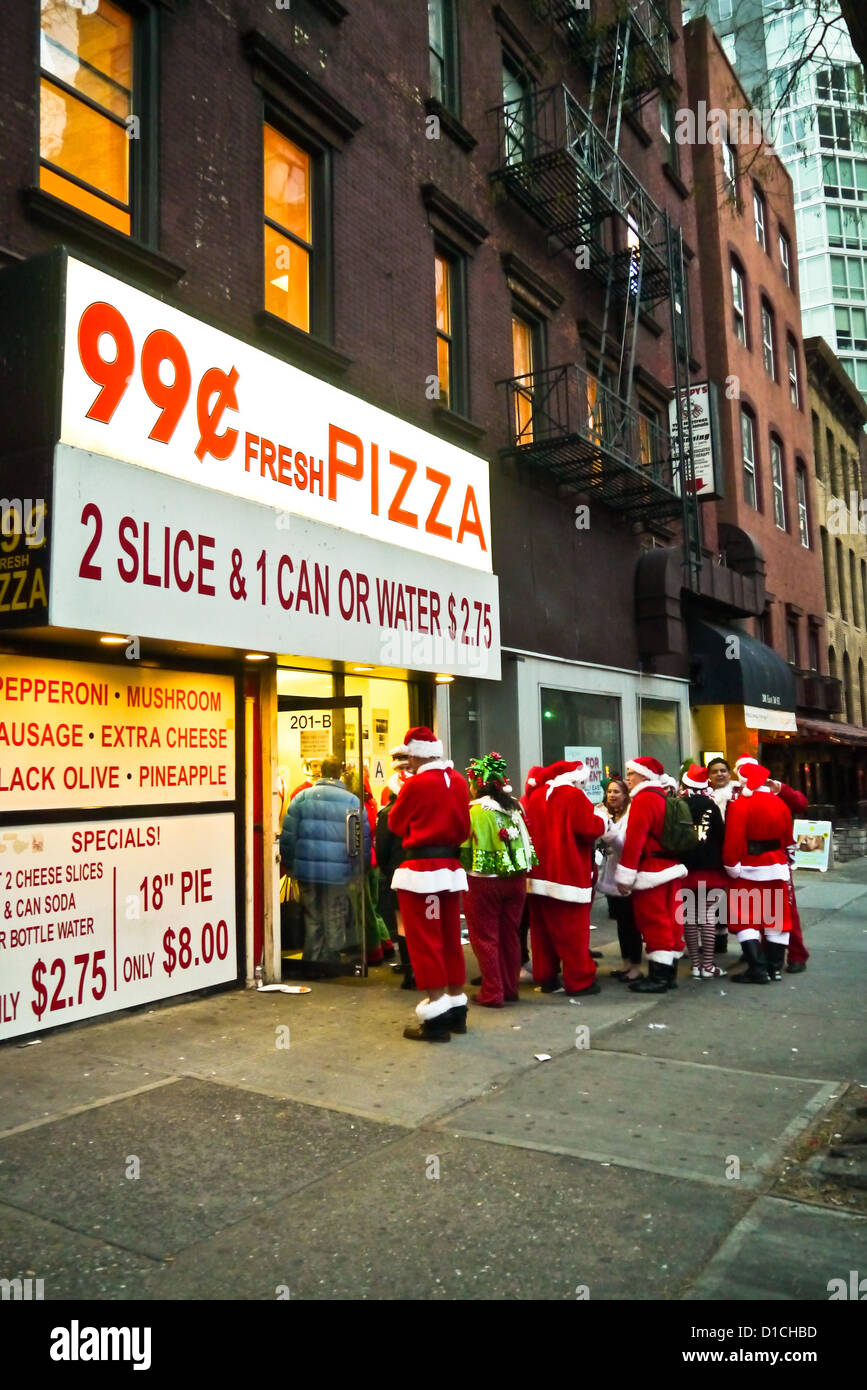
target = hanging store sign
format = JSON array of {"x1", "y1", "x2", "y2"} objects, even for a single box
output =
[
  {"x1": 669, "y1": 381, "x2": 721, "y2": 501},
  {"x1": 51, "y1": 446, "x2": 500, "y2": 679},
  {"x1": 0, "y1": 656, "x2": 234, "y2": 812},
  {"x1": 59, "y1": 258, "x2": 491, "y2": 573},
  {"x1": 0, "y1": 811, "x2": 236, "y2": 1042},
  {"x1": 743, "y1": 703, "x2": 798, "y2": 733}
]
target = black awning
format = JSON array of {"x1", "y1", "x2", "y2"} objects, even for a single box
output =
[{"x1": 687, "y1": 620, "x2": 797, "y2": 712}]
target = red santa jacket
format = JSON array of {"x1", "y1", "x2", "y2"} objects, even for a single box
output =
[
  {"x1": 614, "y1": 783, "x2": 688, "y2": 892},
  {"x1": 525, "y1": 770, "x2": 604, "y2": 902},
  {"x1": 723, "y1": 787, "x2": 794, "y2": 883},
  {"x1": 388, "y1": 761, "x2": 470, "y2": 894}
]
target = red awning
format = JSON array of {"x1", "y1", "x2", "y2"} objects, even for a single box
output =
[{"x1": 794, "y1": 716, "x2": 867, "y2": 745}]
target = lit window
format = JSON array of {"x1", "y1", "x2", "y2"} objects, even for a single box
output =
[
  {"x1": 770, "y1": 439, "x2": 786, "y2": 529},
  {"x1": 741, "y1": 409, "x2": 757, "y2": 509},
  {"x1": 761, "y1": 303, "x2": 775, "y2": 378},
  {"x1": 39, "y1": 0, "x2": 133, "y2": 235},
  {"x1": 796, "y1": 466, "x2": 810, "y2": 547},
  {"x1": 779, "y1": 230, "x2": 791, "y2": 286},
  {"x1": 435, "y1": 252, "x2": 452, "y2": 408},
  {"x1": 434, "y1": 247, "x2": 467, "y2": 414},
  {"x1": 638, "y1": 408, "x2": 659, "y2": 470},
  {"x1": 511, "y1": 313, "x2": 535, "y2": 444},
  {"x1": 787, "y1": 337, "x2": 800, "y2": 406},
  {"x1": 732, "y1": 263, "x2": 747, "y2": 343},
  {"x1": 264, "y1": 125, "x2": 312, "y2": 332},
  {"x1": 754, "y1": 188, "x2": 766, "y2": 249}
]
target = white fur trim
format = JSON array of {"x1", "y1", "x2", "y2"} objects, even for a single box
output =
[
  {"x1": 615, "y1": 864, "x2": 638, "y2": 889},
  {"x1": 406, "y1": 738, "x2": 444, "y2": 758},
  {"x1": 545, "y1": 767, "x2": 590, "y2": 797},
  {"x1": 736, "y1": 863, "x2": 790, "y2": 882},
  {"x1": 416, "y1": 994, "x2": 453, "y2": 1021},
  {"x1": 681, "y1": 773, "x2": 708, "y2": 790},
  {"x1": 628, "y1": 780, "x2": 663, "y2": 798},
  {"x1": 626, "y1": 760, "x2": 662, "y2": 782},
  {"x1": 633, "y1": 862, "x2": 688, "y2": 891},
  {"x1": 726, "y1": 864, "x2": 743, "y2": 879},
  {"x1": 392, "y1": 866, "x2": 468, "y2": 893},
  {"x1": 527, "y1": 879, "x2": 592, "y2": 903},
  {"x1": 471, "y1": 796, "x2": 508, "y2": 812},
  {"x1": 764, "y1": 929, "x2": 790, "y2": 945},
  {"x1": 647, "y1": 950, "x2": 675, "y2": 965},
  {"x1": 447, "y1": 992, "x2": 468, "y2": 1008},
  {"x1": 735, "y1": 928, "x2": 761, "y2": 943}
]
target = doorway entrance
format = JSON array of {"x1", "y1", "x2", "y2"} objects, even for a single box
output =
[{"x1": 277, "y1": 695, "x2": 368, "y2": 978}]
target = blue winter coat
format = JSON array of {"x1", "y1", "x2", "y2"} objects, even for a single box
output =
[{"x1": 280, "y1": 779, "x2": 371, "y2": 884}]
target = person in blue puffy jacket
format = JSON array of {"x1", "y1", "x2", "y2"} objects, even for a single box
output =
[{"x1": 279, "y1": 757, "x2": 371, "y2": 963}]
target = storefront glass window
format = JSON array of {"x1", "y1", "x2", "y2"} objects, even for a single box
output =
[
  {"x1": 540, "y1": 688, "x2": 622, "y2": 780},
  {"x1": 639, "y1": 697, "x2": 681, "y2": 773}
]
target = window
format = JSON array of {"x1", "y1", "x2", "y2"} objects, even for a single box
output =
[
  {"x1": 540, "y1": 688, "x2": 622, "y2": 780},
  {"x1": 808, "y1": 627, "x2": 819, "y2": 672},
  {"x1": 721, "y1": 33, "x2": 737, "y2": 66},
  {"x1": 761, "y1": 303, "x2": 776, "y2": 378},
  {"x1": 787, "y1": 337, "x2": 800, "y2": 405},
  {"x1": 779, "y1": 230, "x2": 792, "y2": 286},
  {"x1": 264, "y1": 125, "x2": 315, "y2": 333},
  {"x1": 830, "y1": 254, "x2": 866, "y2": 300},
  {"x1": 722, "y1": 143, "x2": 737, "y2": 199},
  {"x1": 835, "y1": 306, "x2": 867, "y2": 352},
  {"x1": 796, "y1": 464, "x2": 810, "y2": 547},
  {"x1": 759, "y1": 606, "x2": 773, "y2": 646},
  {"x1": 511, "y1": 312, "x2": 538, "y2": 444},
  {"x1": 770, "y1": 439, "x2": 786, "y2": 529},
  {"x1": 640, "y1": 698, "x2": 681, "y2": 773},
  {"x1": 821, "y1": 529, "x2": 833, "y2": 610},
  {"x1": 718, "y1": 0, "x2": 733, "y2": 20},
  {"x1": 39, "y1": 0, "x2": 134, "y2": 235},
  {"x1": 434, "y1": 247, "x2": 467, "y2": 414},
  {"x1": 428, "y1": 0, "x2": 458, "y2": 113},
  {"x1": 787, "y1": 618, "x2": 799, "y2": 666},
  {"x1": 502, "y1": 57, "x2": 530, "y2": 167},
  {"x1": 811, "y1": 411, "x2": 823, "y2": 479},
  {"x1": 638, "y1": 406, "x2": 661, "y2": 470},
  {"x1": 836, "y1": 538, "x2": 847, "y2": 617},
  {"x1": 660, "y1": 98, "x2": 679, "y2": 175},
  {"x1": 827, "y1": 428, "x2": 838, "y2": 492},
  {"x1": 851, "y1": 549, "x2": 861, "y2": 626},
  {"x1": 741, "y1": 409, "x2": 757, "y2": 509},
  {"x1": 754, "y1": 187, "x2": 767, "y2": 249},
  {"x1": 862, "y1": 558, "x2": 867, "y2": 625},
  {"x1": 732, "y1": 261, "x2": 747, "y2": 343}
]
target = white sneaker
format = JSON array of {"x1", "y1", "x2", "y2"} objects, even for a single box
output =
[
  {"x1": 691, "y1": 965, "x2": 702, "y2": 979},
  {"x1": 701, "y1": 965, "x2": 727, "y2": 978}
]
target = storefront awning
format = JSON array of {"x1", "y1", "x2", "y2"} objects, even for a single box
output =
[
  {"x1": 794, "y1": 716, "x2": 867, "y2": 746},
  {"x1": 688, "y1": 619, "x2": 797, "y2": 730}
]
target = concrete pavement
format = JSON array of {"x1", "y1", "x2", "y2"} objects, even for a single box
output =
[{"x1": 1, "y1": 859, "x2": 865, "y2": 1300}]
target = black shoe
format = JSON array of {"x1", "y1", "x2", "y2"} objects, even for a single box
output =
[
  {"x1": 590, "y1": 951, "x2": 603, "y2": 960},
  {"x1": 565, "y1": 982, "x2": 601, "y2": 996},
  {"x1": 786, "y1": 960, "x2": 807, "y2": 974},
  {"x1": 730, "y1": 939, "x2": 769, "y2": 985},
  {"x1": 397, "y1": 937, "x2": 416, "y2": 990},
  {"x1": 764, "y1": 941, "x2": 785, "y2": 982},
  {"x1": 539, "y1": 977, "x2": 564, "y2": 994},
  {"x1": 714, "y1": 932, "x2": 729, "y2": 955},
  {"x1": 629, "y1": 960, "x2": 672, "y2": 994},
  {"x1": 444, "y1": 1003, "x2": 468, "y2": 1034},
  {"x1": 403, "y1": 1016, "x2": 451, "y2": 1043},
  {"x1": 469, "y1": 975, "x2": 482, "y2": 986}
]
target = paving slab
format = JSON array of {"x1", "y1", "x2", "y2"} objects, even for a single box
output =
[
  {"x1": 790, "y1": 879, "x2": 867, "y2": 911},
  {"x1": 684, "y1": 1195, "x2": 867, "y2": 1300},
  {"x1": 433, "y1": 1050, "x2": 837, "y2": 1188},
  {"x1": 0, "y1": 1079, "x2": 401, "y2": 1261},
  {"x1": 95, "y1": 1132, "x2": 750, "y2": 1300},
  {"x1": 0, "y1": 1037, "x2": 176, "y2": 1134},
  {"x1": 0, "y1": 1202, "x2": 162, "y2": 1300}
]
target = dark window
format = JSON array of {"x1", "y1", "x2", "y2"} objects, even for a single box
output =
[
  {"x1": 787, "y1": 617, "x2": 799, "y2": 666},
  {"x1": 429, "y1": 0, "x2": 459, "y2": 113},
  {"x1": 796, "y1": 465, "x2": 810, "y2": 547},
  {"x1": 660, "y1": 97, "x2": 679, "y2": 175},
  {"x1": 808, "y1": 627, "x2": 819, "y2": 672},
  {"x1": 722, "y1": 142, "x2": 737, "y2": 199},
  {"x1": 502, "y1": 56, "x2": 531, "y2": 167}
]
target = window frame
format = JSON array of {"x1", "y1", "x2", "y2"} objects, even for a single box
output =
[
  {"x1": 770, "y1": 437, "x2": 787, "y2": 530},
  {"x1": 796, "y1": 462, "x2": 810, "y2": 547},
  {"x1": 659, "y1": 96, "x2": 679, "y2": 176},
  {"x1": 434, "y1": 240, "x2": 469, "y2": 417},
  {"x1": 722, "y1": 142, "x2": 738, "y2": 200},
  {"x1": 761, "y1": 300, "x2": 776, "y2": 378},
  {"x1": 779, "y1": 229, "x2": 792, "y2": 286},
  {"x1": 510, "y1": 305, "x2": 546, "y2": 445},
  {"x1": 786, "y1": 336, "x2": 800, "y2": 406},
  {"x1": 753, "y1": 186, "x2": 767, "y2": 250},
  {"x1": 501, "y1": 51, "x2": 532, "y2": 168},
  {"x1": 428, "y1": 0, "x2": 460, "y2": 115},
  {"x1": 741, "y1": 408, "x2": 758, "y2": 509},
  {"x1": 731, "y1": 260, "x2": 747, "y2": 344},
  {"x1": 261, "y1": 109, "x2": 333, "y2": 342}
]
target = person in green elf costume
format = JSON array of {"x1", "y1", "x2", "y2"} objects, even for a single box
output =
[{"x1": 460, "y1": 752, "x2": 537, "y2": 1007}]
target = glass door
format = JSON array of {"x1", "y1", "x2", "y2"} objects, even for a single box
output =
[{"x1": 276, "y1": 696, "x2": 367, "y2": 978}]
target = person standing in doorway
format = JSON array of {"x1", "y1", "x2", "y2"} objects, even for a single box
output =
[{"x1": 388, "y1": 727, "x2": 471, "y2": 1042}]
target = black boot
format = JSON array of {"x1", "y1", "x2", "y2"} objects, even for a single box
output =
[
  {"x1": 443, "y1": 994, "x2": 468, "y2": 1034},
  {"x1": 714, "y1": 931, "x2": 729, "y2": 955},
  {"x1": 397, "y1": 936, "x2": 416, "y2": 991},
  {"x1": 764, "y1": 940, "x2": 785, "y2": 982},
  {"x1": 629, "y1": 959, "x2": 671, "y2": 993},
  {"x1": 731, "y1": 938, "x2": 770, "y2": 984},
  {"x1": 403, "y1": 1000, "x2": 451, "y2": 1042}
]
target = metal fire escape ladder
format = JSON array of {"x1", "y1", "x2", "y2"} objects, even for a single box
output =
[{"x1": 667, "y1": 217, "x2": 702, "y2": 589}]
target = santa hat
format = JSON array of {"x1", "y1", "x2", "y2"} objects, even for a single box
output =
[
  {"x1": 626, "y1": 756, "x2": 665, "y2": 782},
  {"x1": 403, "y1": 726, "x2": 443, "y2": 759},
  {"x1": 735, "y1": 754, "x2": 759, "y2": 780},
  {"x1": 740, "y1": 762, "x2": 770, "y2": 797},
  {"x1": 389, "y1": 744, "x2": 409, "y2": 765},
  {"x1": 524, "y1": 765, "x2": 544, "y2": 794},
  {"x1": 538, "y1": 759, "x2": 591, "y2": 798},
  {"x1": 681, "y1": 763, "x2": 709, "y2": 790}
]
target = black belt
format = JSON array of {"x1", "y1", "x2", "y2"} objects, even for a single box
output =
[
  {"x1": 406, "y1": 845, "x2": 462, "y2": 859},
  {"x1": 748, "y1": 839, "x2": 781, "y2": 854}
]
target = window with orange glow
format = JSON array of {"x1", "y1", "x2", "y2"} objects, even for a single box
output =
[
  {"x1": 39, "y1": 0, "x2": 133, "y2": 235},
  {"x1": 264, "y1": 125, "x2": 312, "y2": 332},
  {"x1": 511, "y1": 314, "x2": 534, "y2": 443},
  {"x1": 435, "y1": 252, "x2": 452, "y2": 407}
]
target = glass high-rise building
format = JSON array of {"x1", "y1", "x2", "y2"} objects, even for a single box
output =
[{"x1": 684, "y1": 1, "x2": 867, "y2": 400}]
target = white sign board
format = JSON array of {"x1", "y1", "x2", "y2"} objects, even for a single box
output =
[
  {"x1": 669, "y1": 382, "x2": 719, "y2": 500},
  {"x1": 0, "y1": 812, "x2": 236, "y2": 1042},
  {"x1": 564, "y1": 745, "x2": 604, "y2": 803},
  {"x1": 0, "y1": 656, "x2": 234, "y2": 811},
  {"x1": 792, "y1": 819, "x2": 833, "y2": 872},
  {"x1": 60, "y1": 258, "x2": 492, "y2": 573},
  {"x1": 51, "y1": 446, "x2": 500, "y2": 679},
  {"x1": 744, "y1": 703, "x2": 798, "y2": 733}
]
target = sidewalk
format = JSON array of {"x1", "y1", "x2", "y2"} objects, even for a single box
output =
[{"x1": 1, "y1": 860, "x2": 866, "y2": 1300}]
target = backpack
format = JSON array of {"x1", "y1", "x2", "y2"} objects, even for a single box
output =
[{"x1": 658, "y1": 795, "x2": 699, "y2": 858}]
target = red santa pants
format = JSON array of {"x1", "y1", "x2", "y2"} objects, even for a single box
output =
[
  {"x1": 464, "y1": 874, "x2": 525, "y2": 1005},
  {"x1": 396, "y1": 889, "x2": 465, "y2": 991},
  {"x1": 786, "y1": 880, "x2": 809, "y2": 963},
  {"x1": 528, "y1": 895, "x2": 596, "y2": 993},
  {"x1": 632, "y1": 879, "x2": 679, "y2": 959},
  {"x1": 726, "y1": 878, "x2": 791, "y2": 942}
]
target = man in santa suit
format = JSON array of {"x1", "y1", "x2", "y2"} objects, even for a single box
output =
[
  {"x1": 524, "y1": 760, "x2": 604, "y2": 997},
  {"x1": 723, "y1": 761, "x2": 795, "y2": 983},
  {"x1": 380, "y1": 745, "x2": 410, "y2": 807},
  {"x1": 615, "y1": 756, "x2": 688, "y2": 993},
  {"x1": 733, "y1": 754, "x2": 810, "y2": 974},
  {"x1": 388, "y1": 726, "x2": 471, "y2": 1042}
]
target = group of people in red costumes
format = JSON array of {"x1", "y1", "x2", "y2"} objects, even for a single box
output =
[{"x1": 383, "y1": 728, "x2": 810, "y2": 1042}]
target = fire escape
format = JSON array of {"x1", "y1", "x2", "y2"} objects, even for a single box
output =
[{"x1": 492, "y1": 0, "x2": 702, "y2": 581}]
